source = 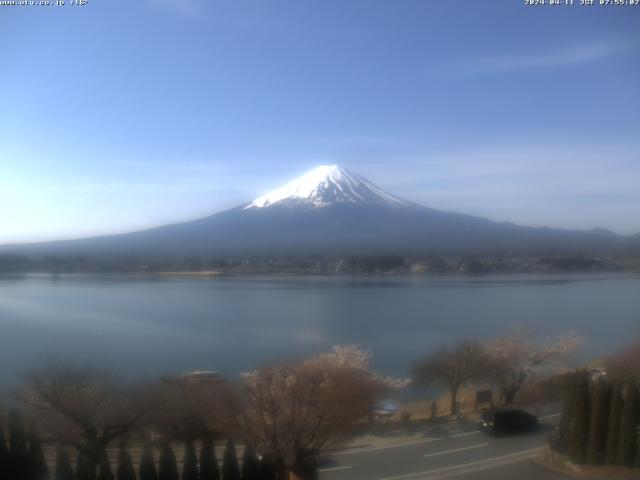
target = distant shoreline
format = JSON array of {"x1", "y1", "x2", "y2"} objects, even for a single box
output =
[{"x1": 154, "y1": 270, "x2": 220, "y2": 277}]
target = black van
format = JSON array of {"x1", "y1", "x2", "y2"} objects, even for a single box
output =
[{"x1": 479, "y1": 409, "x2": 538, "y2": 436}]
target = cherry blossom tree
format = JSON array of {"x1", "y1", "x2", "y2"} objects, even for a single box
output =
[
  {"x1": 238, "y1": 345, "x2": 407, "y2": 479},
  {"x1": 485, "y1": 329, "x2": 584, "y2": 404}
]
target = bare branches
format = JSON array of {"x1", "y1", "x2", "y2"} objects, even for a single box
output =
[
  {"x1": 19, "y1": 361, "x2": 149, "y2": 474},
  {"x1": 412, "y1": 341, "x2": 491, "y2": 414},
  {"x1": 238, "y1": 346, "x2": 399, "y2": 469},
  {"x1": 484, "y1": 328, "x2": 584, "y2": 403}
]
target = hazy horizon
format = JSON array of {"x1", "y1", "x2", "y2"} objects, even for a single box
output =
[{"x1": 2, "y1": 161, "x2": 640, "y2": 247}]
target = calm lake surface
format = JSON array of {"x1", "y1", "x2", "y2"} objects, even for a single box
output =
[{"x1": 0, "y1": 273, "x2": 639, "y2": 385}]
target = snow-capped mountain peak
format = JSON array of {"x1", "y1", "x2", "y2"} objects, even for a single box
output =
[{"x1": 244, "y1": 165, "x2": 411, "y2": 210}]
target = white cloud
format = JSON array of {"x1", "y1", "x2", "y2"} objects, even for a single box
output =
[{"x1": 467, "y1": 40, "x2": 632, "y2": 74}]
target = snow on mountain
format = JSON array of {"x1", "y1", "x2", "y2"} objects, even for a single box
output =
[{"x1": 244, "y1": 165, "x2": 412, "y2": 210}]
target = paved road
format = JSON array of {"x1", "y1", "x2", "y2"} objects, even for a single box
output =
[{"x1": 318, "y1": 414, "x2": 566, "y2": 480}]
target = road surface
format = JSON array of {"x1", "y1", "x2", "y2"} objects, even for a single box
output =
[{"x1": 318, "y1": 414, "x2": 566, "y2": 480}]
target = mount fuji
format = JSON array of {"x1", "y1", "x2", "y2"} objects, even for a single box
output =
[{"x1": 2, "y1": 165, "x2": 636, "y2": 259}]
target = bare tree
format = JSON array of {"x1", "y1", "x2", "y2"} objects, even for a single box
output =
[
  {"x1": 238, "y1": 346, "x2": 405, "y2": 479},
  {"x1": 146, "y1": 378, "x2": 238, "y2": 442},
  {"x1": 412, "y1": 341, "x2": 490, "y2": 415},
  {"x1": 484, "y1": 329, "x2": 583, "y2": 404},
  {"x1": 19, "y1": 362, "x2": 149, "y2": 480}
]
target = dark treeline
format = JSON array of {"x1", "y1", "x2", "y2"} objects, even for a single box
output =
[
  {"x1": 1, "y1": 253, "x2": 639, "y2": 275},
  {"x1": 0, "y1": 409, "x2": 280, "y2": 480}
]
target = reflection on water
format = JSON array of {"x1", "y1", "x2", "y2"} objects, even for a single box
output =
[{"x1": 0, "y1": 273, "x2": 638, "y2": 385}]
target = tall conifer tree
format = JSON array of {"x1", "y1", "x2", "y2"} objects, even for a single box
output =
[
  {"x1": 9, "y1": 409, "x2": 30, "y2": 480},
  {"x1": 605, "y1": 382, "x2": 624, "y2": 464},
  {"x1": 54, "y1": 448, "x2": 75, "y2": 480},
  {"x1": 98, "y1": 452, "x2": 114, "y2": 480},
  {"x1": 116, "y1": 445, "x2": 136, "y2": 480},
  {"x1": 617, "y1": 381, "x2": 639, "y2": 467},
  {"x1": 139, "y1": 446, "x2": 158, "y2": 480},
  {"x1": 199, "y1": 435, "x2": 219, "y2": 480},
  {"x1": 257, "y1": 458, "x2": 276, "y2": 480},
  {"x1": 568, "y1": 370, "x2": 590, "y2": 464},
  {"x1": 240, "y1": 445, "x2": 260, "y2": 480},
  {"x1": 586, "y1": 379, "x2": 611, "y2": 465},
  {"x1": 182, "y1": 441, "x2": 198, "y2": 480},
  {"x1": 555, "y1": 372, "x2": 577, "y2": 453},
  {"x1": 27, "y1": 433, "x2": 50, "y2": 480},
  {"x1": 158, "y1": 442, "x2": 179, "y2": 480},
  {"x1": 222, "y1": 440, "x2": 240, "y2": 480},
  {"x1": 0, "y1": 429, "x2": 9, "y2": 480}
]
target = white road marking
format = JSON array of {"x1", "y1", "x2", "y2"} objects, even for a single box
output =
[
  {"x1": 423, "y1": 443, "x2": 488, "y2": 458},
  {"x1": 332, "y1": 431, "x2": 480, "y2": 456},
  {"x1": 447, "y1": 431, "x2": 480, "y2": 439},
  {"x1": 331, "y1": 437, "x2": 442, "y2": 456},
  {"x1": 330, "y1": 412, "x2": 559, "y2": 458},
  {"x1": 318, "y1": 465, "x2": 353, "y2": 473},
  {"x1": 539, "y1": 413, "x2": 561, "y2": 420},
  {"x1": 425, "y1": 448, "x2": 545, "y2": 479},
  {"x1": 375, "y1": 447, "x2": 545, "y2": 480}
]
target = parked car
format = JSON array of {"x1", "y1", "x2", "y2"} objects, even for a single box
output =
[{"x1": 479, "y1": 409, "x2": 538, "y2": 436}]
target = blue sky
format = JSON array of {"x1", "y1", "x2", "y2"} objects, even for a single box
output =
[{"x1": 1, "y1": 0, "x2": 639, "y2": 243}]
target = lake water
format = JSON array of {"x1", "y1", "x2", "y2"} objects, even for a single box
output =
[{"x1": 0, "y1": 273, "x2": 639, "y2": 386}]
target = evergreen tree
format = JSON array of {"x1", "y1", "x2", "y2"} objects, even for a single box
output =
[
  {"x1": 182, "y1": 441, "x2": 198, "y2": 480},
  {"x1": 9, "y1": 409, "x2": 30, "y2": 480},
  {"x1": 586, "y1": 378, "x2": 611, "y2": 465},
  {"x1": 553, "y1": 373, "x2": 576, "y2": 454},
  {"x1": 158, "y1": 442, "x2": 179, "y2": 480},
  {"x1": 0, "y1": 429, "x2": 9, "y2": 480},
  {"x1": 98, "y1": 452, "x2": 114, "y2": 480},
  {"x1": 605, "y1": 381, "x2": 624, "y2": 465},
  {"x1": 139, "y1": 446, "x2": 158, "y2": 480},
  {"x1": 567, "y1": 370, "x2": 590, "y2": 464},
  {"x1": 116, "y1": 445, "x2": 136, "y2": 480},
  {"x1": 54, "y1": 448, "x2": 75, "y2": 480},
  {"x1": 222, "y1": 440, "x2": 240, "y2": 480},
  {"x1": 75, "y1": 453, "x2": 86, "y2": 480},
  {"x1": 240, "y1": 445, "x2": 260, "y2": 480},
  {"x1": 617, "y1": 381, "x2": 639, "y2": 467},
  {"x1": 199, "y1": 435, "x2": 219, "y2": 480},
  {"x1": 27, "y1": 434, "x2": 50, "y2": 480},
  {"x1": 257, "y1": 458, "x2": 276, "y2": 480}
]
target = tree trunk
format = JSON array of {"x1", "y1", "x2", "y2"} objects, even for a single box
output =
[
  {"x1": 502, "y1": 387, "x2": 517, "y2": 404},
  {"x1": 275, "y1": 457, "x2": 288, "y2": 480},
  {"x1": 450, "y1": 385, "x2": 459, "y2": 415}
]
